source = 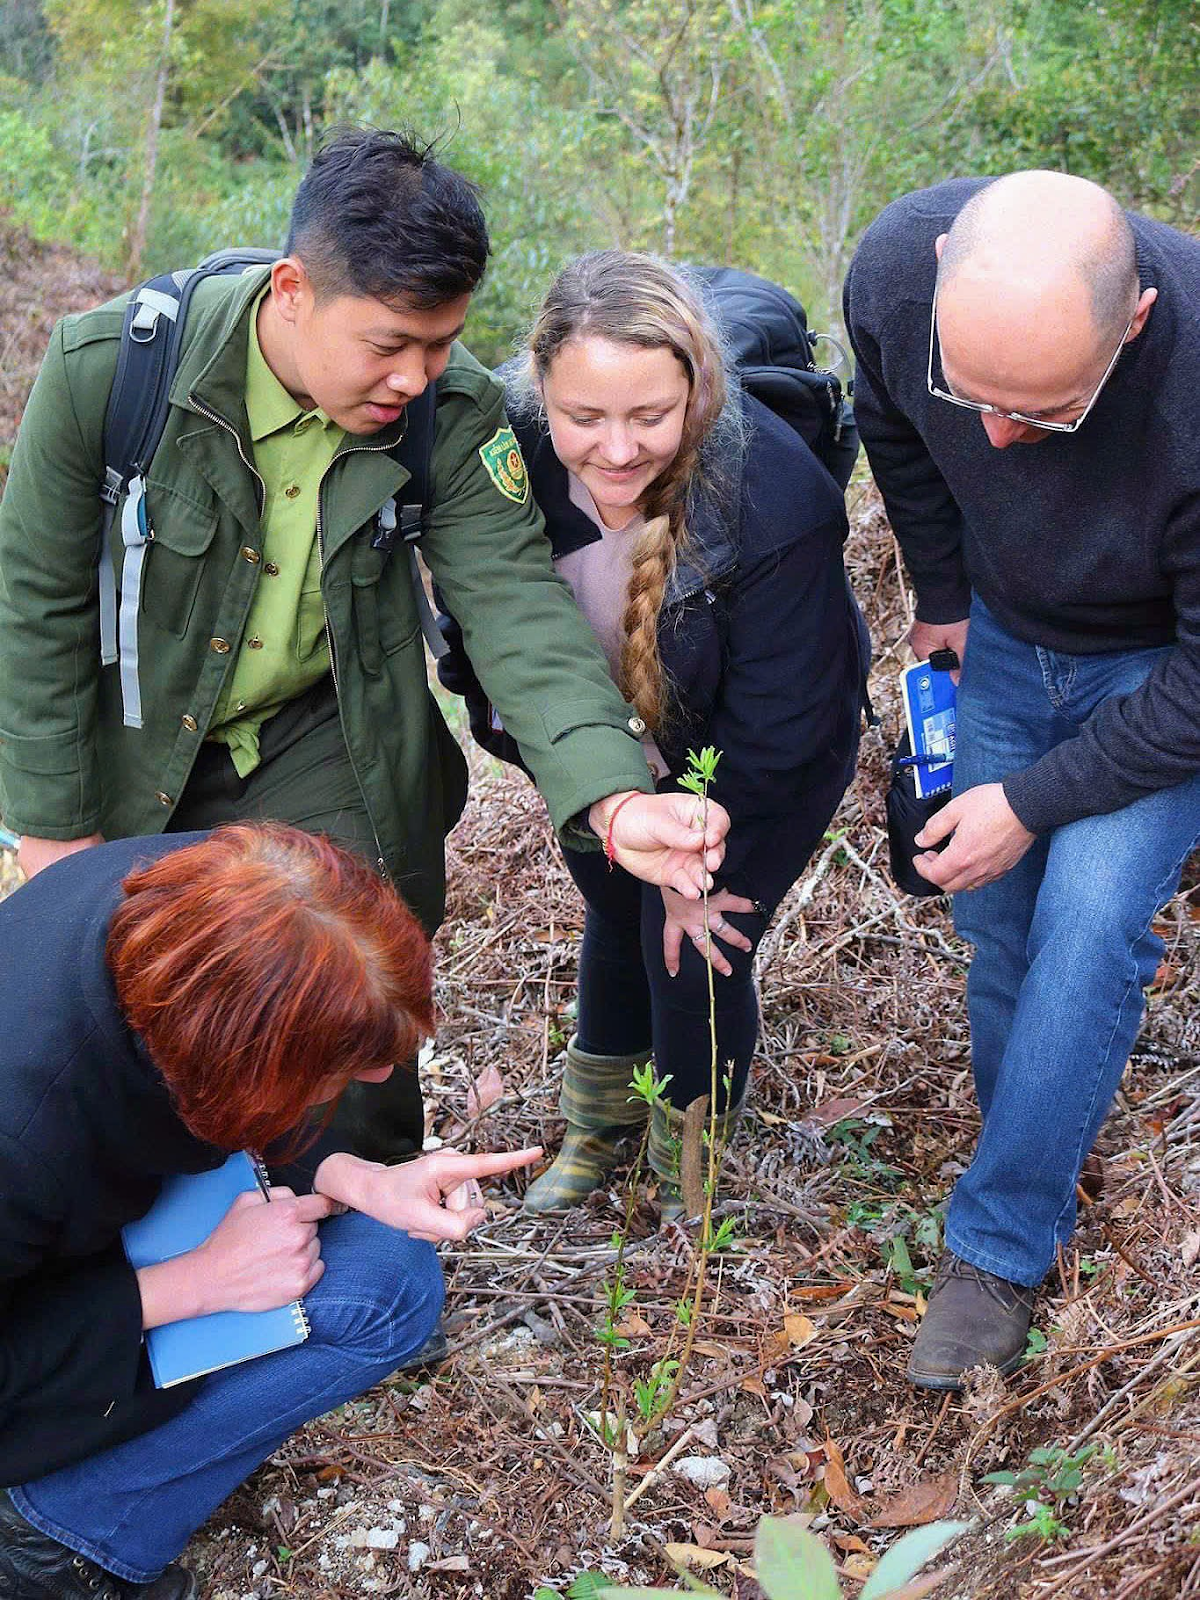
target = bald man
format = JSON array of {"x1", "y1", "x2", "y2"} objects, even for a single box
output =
[{"x1": 844, "y1": 172, "x2": 1200, "y2": 1389}]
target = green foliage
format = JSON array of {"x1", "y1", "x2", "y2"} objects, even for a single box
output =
[
  {"x1": 1024, "y1": 1325, "x2": 1049, "y2": 1359},
  {"x1": 629, "y1": 1059, "x2": 671, "y2": 1109},
  {"x1": 859, "y1": 1520, "x2": 973, "y2": 1598},
  {"x1": 5, "y1": 0, "x2": 1195, "y2": 354},
  {"x1": 677, "y1": 745, "x2": 722, "y2": 798},
  {"x1": 633, "y1": 1357, "x2": 680, "y2": 1424},
  {"x1": 596, "y1": 1262, "x2": 635, "y2": 1351},
  {"x1": 584, "y1": 1512, "x2": 970, "y2": 1598},
  {"x1": 0, "y1": 0, "x2": 55, "y2": 82},
  {"x1": 569, "y1": 1576, "x2": 616, "y2": 1600},
  {"x1": 703, "y1": 1213, "x2": 736, "y2": 1253},
  {"x1": 984, "y1": 1443, "x2": 1111, "y2": 1546}
]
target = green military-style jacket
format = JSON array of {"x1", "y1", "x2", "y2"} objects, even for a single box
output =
[{"x1": 0, "y1": 268, "x2": 653, "y2": 929}]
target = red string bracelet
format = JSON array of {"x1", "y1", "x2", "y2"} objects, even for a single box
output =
[{"x1": 603, "y1": 793, "x2": 640, "y2": 869}]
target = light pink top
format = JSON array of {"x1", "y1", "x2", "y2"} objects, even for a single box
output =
[{"x1": 555, "y1": 475, "x2": 669, "y2": 781}]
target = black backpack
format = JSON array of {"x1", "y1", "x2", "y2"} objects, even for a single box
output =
[
  {"x1": 98, "y1": 249, "x2": 440, "y2": 729},
  {"x1": 691, "y1": 265, "x2": 858, "y2": 489}
]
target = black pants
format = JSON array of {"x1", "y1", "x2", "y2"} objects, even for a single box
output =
[
  {"x1": 562, "y1": 769, "x2": 851, "y2": 1113},
  {"x1": 167, "y1": 677, "x2": 424, "y2": 1161}
]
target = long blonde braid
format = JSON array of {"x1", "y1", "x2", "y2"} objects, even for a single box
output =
[{"x1": 523, "y1": 251, "x2": 732, "y2": 733}]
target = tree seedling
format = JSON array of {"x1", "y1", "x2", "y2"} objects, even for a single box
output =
[{"x1": 983, "y1": 1443, "x2": 1110, "y2": 1544}]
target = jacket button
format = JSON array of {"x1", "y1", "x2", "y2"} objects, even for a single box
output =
[
  {"x1": 285, "y1": 484, "x2": 301, "y2": 499},
  {"x1": 154, "y1": 791, "x2": 172, "y2": 807},
  {"x1": 241, "y1": 546, "x2": 261, "y2": 564},
  {"x1": 264, "y1": 561, "x2": 280, "y2": 577},
  {"x1": 247, "y1": 636, "x2": 264, "y2": 650},
  {"x1": 181, "y1": 714, "x2": 198, "y2": 732},
  {"x1": 628, "y1": 715, "x2": 647, "y2": 735},
  {"x1": 209, "y1": 637, "x2": 230, "y2": 654}
]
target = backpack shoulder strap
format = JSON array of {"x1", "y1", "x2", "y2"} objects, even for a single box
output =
[
  {"x1": 98, "y1": 251, "x2": 277, "y2": 726},
  {"x1": 377, "y1": 381, "x2": 447, "y2": 659}
]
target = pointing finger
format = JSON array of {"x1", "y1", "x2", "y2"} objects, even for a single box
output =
[{"x1": 434, "y1": 1145, "x2": 545, "y2": 1183}]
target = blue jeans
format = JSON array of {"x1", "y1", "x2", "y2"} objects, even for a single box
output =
[
  {"x1": 11, "y1": 1213, "x2": 443, "y2": 1583},
  {"x1": 946, "y1": 600, "x2": 1200, "y2": 1287}
]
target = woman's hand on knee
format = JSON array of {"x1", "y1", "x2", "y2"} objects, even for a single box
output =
[
  {"x1": 195, "y1": 1187, "x2": 336, "y2": 1312},
  {"x1": 313, "y1": 1148, "x2": 542, "y2": 1241},
  {"x1": 661, "y1": 887, "x2": 756, "y2": 978}
]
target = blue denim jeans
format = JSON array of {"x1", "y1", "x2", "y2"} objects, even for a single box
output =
[
  {"x1": 11, "y1": 1212, "x2": 443, "y2": 1583},
  {"x1": 946, "y1": 600, "x2": 1200, "y2": 1287}
]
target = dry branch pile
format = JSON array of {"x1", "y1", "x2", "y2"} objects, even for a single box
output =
[{"x1": 0, "y1": 212, "x2": 123, "y2": 458}]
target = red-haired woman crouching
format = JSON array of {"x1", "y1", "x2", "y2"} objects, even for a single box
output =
[{"x1": 0, "y1": 825, "x2": 539, "y2": 1600}]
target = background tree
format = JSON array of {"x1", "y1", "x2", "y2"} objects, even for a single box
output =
[{"x1": 0, "y1": 0, "x2": 1192, "y2": 350}]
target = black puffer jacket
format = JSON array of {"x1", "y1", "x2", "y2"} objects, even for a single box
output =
[{"x1": 437, "y1": 395, "x2": 869, "y2": 902}]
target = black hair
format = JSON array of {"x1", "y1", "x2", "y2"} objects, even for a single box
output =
[{"x1": 286, "y1": 126, "x2": 490, "y2": 307}]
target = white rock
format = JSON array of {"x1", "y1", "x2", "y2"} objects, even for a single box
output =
[
  {"x1": 674, "y1": 1456, "x2": 731, "y2": 1489},
  {"x1": 250, "y1": 1562, "x2": 268, "y2": 1580},
  {"x1": 418, "y1": 1504, "x2": 438, "y2": 1523},
  {"x1": 408, "y1": 1542, "x2": 431, "y2": 1571},
  {"x1": 387, "y1": 1500, "x2": 404, "y2": 1513},
  {"x1": 316, "y1": 1487, "x2": 337, "y2": 1501},
  {"x1": 260, "y1": 1498, "x2": 280, "y2": 1518},
  {"x1": 366, "y1": 1529, "x2": 400, "y2": 1550}
]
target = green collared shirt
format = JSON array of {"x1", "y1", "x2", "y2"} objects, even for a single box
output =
[{"x1": 207, "y1": 292, "x2": 344, "y2": 775}]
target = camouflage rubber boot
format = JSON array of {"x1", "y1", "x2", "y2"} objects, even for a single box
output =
[
  {"x1": 648, "y1": 1092, "x2": 745, "y2": 1225},
  {"x1": 523, "y1": 1036, "x2": 652, "y2": 1214}
]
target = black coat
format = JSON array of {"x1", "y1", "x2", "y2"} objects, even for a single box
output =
[
  {"x1": 437, "y1": 396, "x2": 869, "y2": 902},
  {"x1": 0, "y1": 834, "x2": 232, "y2": 1485}
]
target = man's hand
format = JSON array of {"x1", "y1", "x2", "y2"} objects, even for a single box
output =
[
  {"x1": 314, "y1": 1146, "x2": 543, "y2": 1243},
  {"x1": 909, "y1": 617, "x2": 970, "y2": 683},
  {"x1": 589, "y1": 791, "x2": 728, "y2": 898},
  {"x1": 661, "y1": 887, "x2": 756, "y2": 978},
  {"x1": 17, "y1": 832, "x2": 104, "y2": 880},
  {"x1": 913, "y1": 782, "x2": 1035, "y2": 892}
]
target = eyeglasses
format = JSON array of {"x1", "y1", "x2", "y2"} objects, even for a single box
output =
[{"x1": 926, "y1": 289, "x2": 1135, "y2": 434}]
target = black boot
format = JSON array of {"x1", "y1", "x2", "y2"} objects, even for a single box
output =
[{"x1": 0, "y1": 1492, "x2": 195, "y2": 1600}]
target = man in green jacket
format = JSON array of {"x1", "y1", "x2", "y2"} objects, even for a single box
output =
[{"x1": 0, "y1": 128, "x2": 727, "y2": 1159}]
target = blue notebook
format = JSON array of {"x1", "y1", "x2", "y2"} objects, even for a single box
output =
[
  {"x1": 900, "y1": 661, "x2": 957, "y2": 799},
  {"x1": 122, "y1": 1151, "x2": 310, "y2": 1389}
]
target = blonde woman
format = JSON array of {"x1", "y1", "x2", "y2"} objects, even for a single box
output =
[{"x1": 438, "y1": 251, "x2": 868, "y2": 1218}]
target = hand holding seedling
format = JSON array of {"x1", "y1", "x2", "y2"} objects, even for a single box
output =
[
  {"x1": 914, "y1": 781, "x2": 1035, "y2": 891},
  {"x1": 661, "y1": 886, "x2": 755, "y2": 977},
  {"x1": 313, "y1": 1146, "x2": 542, "y2": 1242},
  {"x1": 589, "y1": 790, "x2": 728, "y2": 897}
]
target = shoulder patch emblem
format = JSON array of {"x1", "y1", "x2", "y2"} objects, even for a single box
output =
[{"x1": 478, "y1": 427, "x2": 530, "y2": 504}]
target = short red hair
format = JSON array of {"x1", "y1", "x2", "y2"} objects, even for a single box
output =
[{"x1": 106, "y1": 824, "x2": 434, "y2": 1150}]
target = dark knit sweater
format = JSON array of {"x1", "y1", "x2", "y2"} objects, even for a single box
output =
[{"x1": 844, "y1": 176, "x2": 1200, "y2": 834}]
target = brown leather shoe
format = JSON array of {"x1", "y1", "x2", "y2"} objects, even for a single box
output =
[{"x1": 907, "y1": 1250, "x2": 1037, "y2": 1391}]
